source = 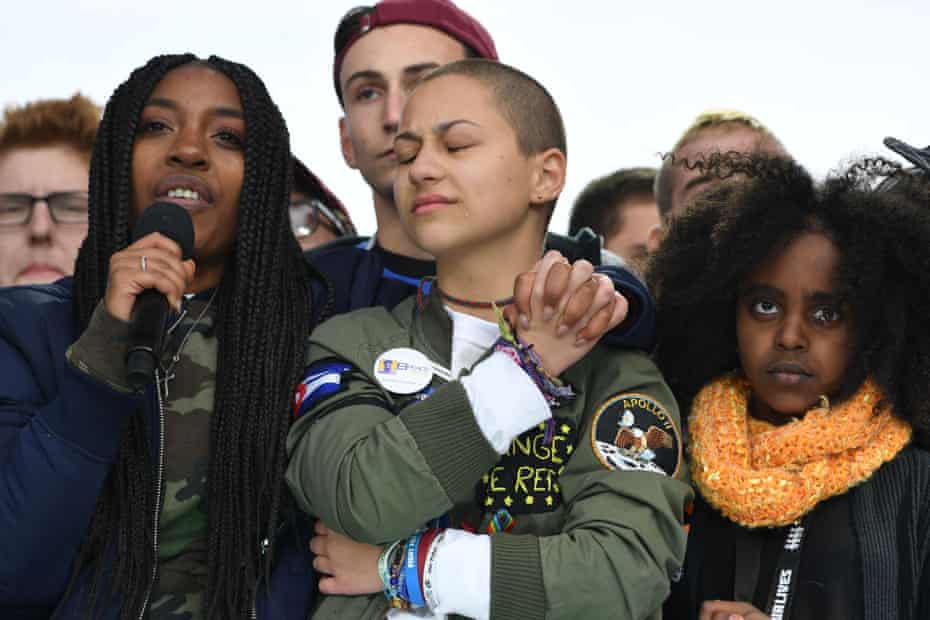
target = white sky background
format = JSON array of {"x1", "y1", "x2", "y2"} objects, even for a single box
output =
[{"x1": 3, "y1": 0, "x2": 928, "y2": 236}]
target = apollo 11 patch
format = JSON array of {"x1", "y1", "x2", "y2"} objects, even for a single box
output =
[{"x1": 590, "y1": 392, "x2": 681, "y2": 477}]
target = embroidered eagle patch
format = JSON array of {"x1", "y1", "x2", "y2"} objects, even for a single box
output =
[{"x1": 590, "y1": 393, "x2": 681, "y2": 476}]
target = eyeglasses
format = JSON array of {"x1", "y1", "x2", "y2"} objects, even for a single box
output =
[
  {"x1": 0, "y1": 192, "x2": 89, "y2": 226},
  {"x1": 290, "y1": 198, "x2": 348, "y2": 239}
]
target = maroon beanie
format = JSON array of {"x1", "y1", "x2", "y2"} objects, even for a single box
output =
[{"x1": 333, "y1": 0, "x2": 498, "y2": 102}]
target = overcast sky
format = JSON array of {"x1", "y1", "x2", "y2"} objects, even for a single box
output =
[{"x1": 4, "y1": 0, "x2": 928, "y2": 235}]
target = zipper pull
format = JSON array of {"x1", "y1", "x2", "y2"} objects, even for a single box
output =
[{"x1": 162, "y1": 375, "x2": 171, "y2": 400}]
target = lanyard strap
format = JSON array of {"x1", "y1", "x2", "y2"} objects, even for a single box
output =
[{"x1": 764, "y1": 517, "x2": 807, "y2": 620}]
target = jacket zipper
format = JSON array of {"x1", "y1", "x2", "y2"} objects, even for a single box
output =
[
  {"x1": 250, "y1": 536, "x2": 271, "y2": 620},
  {"x1": 135, "y1": 372, "x2": 262, "y2": 620},
  {"x1": 49, "y1": 375, "x2": 167, "y2": 620},
  {"x1": 138, "y1": 371, "x2": 167, "y2": 619}
]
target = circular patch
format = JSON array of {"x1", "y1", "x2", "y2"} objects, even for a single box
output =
[
  {"x1": 590, "y1": 392, "x2": 682, "y2": 477},
  {"x1": 373, "y1": 347, "x2": 434, "y2": 394}
]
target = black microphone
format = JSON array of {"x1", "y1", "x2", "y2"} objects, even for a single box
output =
[{"x1": 126, "y1": 202, "x2": 195, "y2": 392}]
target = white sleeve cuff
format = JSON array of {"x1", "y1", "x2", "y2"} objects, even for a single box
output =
[
  {"x1": 428, "y1": 529, "x2": 491, "y2": 620},
  {"x1": 461, "y1": 351, "x2": 551, "y2": 454}
]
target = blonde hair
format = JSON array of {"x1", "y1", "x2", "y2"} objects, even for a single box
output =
[
  {"x1": 672, "y1": 109, "x2": 781, "y2": 152},
  {"x1": 656, "y1": 108, "x2": 785, "y2": 217}
]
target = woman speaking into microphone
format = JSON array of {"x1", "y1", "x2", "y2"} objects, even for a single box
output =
[{"x1": 0, "y1": 54, "x2": 327, "y2": 619}]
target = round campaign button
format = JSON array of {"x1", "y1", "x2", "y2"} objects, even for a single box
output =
[{"x1": 373, "y1": 347, "x2": 434, "y2": 395}]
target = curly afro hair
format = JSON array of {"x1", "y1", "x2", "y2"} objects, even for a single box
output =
[{"x1": 648, "y1": 154, "x2": 930, "y2": 448}]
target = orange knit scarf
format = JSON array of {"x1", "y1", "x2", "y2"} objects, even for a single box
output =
[{"x1": 689, "y1": 374, "x2": 912, "y2": 528}]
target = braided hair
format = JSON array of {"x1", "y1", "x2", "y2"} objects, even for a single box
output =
[
  {"x1": 69, "y1": 54, "x2": 318, "y2": 618},
  {"x1": 648, "y1": 154, "x2": 930, "y2": 449}
]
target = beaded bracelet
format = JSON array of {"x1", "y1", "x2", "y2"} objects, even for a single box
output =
[
  {"x1": 377, "y1": 543, "x2": 392, "y2": 599},
  {"x1": 387, "y1": 538, "x2": 411, "y2": 610},
  {"x1": 378, "y1": 539, "x2": 401, "y2": 600}
]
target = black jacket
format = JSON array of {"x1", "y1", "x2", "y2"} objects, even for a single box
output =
[{"x1": 666, "y1": 447, "x2": 930, "y2": 620}]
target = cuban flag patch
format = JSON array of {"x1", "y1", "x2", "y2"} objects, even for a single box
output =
[{"x1": 293, "y1": 361, "x2": 353, "y2": 420}]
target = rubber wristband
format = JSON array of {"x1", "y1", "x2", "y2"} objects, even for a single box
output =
[
  {"x1": 417, "y1": 530, "x2": 437, "y2": 571},
  {"x1": 422, "y1": 530, "x2": 446, "y2": 610},
  {"x1": 417, "y1": 528, "x2": 440, "y2": 601},
  {"x1": 403, "y1": 531, "x2": 425, "y2": 607}
]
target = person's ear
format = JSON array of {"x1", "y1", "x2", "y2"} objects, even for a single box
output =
[
  {"x1": 646, "y1": 223, "x2": 665, "y2": 254},
  {"x1": 338, "y1": 117, "x2": 357, "y2": 169},
  {"x1": 530, "y1": 148, "x2": 566, "y2": 206}
]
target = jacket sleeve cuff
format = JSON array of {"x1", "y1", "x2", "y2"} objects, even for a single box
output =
[
  {"x1": 461, "y1": 351, "x2": 550, "y2": 454},
  {"x1": 399, "y1": 380, "x2": 499, "y2": 501},
  {"x1": 66, "y1": 302, "x2": 133, "y2": 394},
  {"x1": 490, "y1": 534, "x2": 547, "y2": 620},
  {"x1": 595, "y1": 265, "x2": 656, "y2": 352},
  {"x1": 430, "y1": 529, "x2": 491, "y2": 619}
]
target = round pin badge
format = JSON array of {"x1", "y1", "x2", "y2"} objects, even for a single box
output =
[{"x1": 373, "y1": 347, "x2": 434, "y2": 394}]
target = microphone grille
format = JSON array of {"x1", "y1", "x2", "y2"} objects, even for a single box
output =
[{"x1": 131, "y1": 202, "x2": 195, "y2": 260}]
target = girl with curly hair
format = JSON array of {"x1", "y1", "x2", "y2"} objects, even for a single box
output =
[{"x1": 652, "y1": 156, "x2": 930, "y2": 620}]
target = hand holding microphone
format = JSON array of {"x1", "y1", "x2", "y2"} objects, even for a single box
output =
[{"x1": 103, "y1": 202, "x2": 195, "y2": 390}]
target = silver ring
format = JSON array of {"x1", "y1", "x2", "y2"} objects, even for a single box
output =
[{"x1": 140, "y1": 255, "x2": 147, "y2": 273}]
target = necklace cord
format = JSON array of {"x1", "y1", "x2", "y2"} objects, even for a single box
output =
[
  {"x1": 434, "y1": 279, "x2": 514, "y2": 309},
  {"x1": 160, "y1": 287, "x2": 220, "y2": 389}
]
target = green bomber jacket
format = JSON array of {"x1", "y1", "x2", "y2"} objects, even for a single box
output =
[{"x1": 286, "y1": 288, "x2": 693, "y2": 620}]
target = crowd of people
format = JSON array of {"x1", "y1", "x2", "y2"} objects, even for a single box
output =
[{"x1": 0, "y1": 1, "x2": 928, "y2": 619}]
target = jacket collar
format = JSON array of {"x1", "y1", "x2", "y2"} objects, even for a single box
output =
[{"x1": 409, "y1": 281, "x2": 452, "y2": 369}]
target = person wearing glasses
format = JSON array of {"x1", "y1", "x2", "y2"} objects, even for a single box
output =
[
  {"x1": 0, "y1": 94, "x2": 100, "y2": 286},
  {"x1": 291, "y1": 154, "x2": 356, "y2": 250}
]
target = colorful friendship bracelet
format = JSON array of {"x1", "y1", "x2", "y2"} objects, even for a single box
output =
[
  {"x1": 385, "y1": 518, "x2": 519, "y2": 611},
  {"x1": 491, "y1": 305, "x2": 576, "y2": 419},
  {"x1": 486, "y1": 508, "x2": 516, "y2": 534},
  {"x1": 377, "y1": 540, "x2": 398, "y2": 600},
  {"x1": 387, "y1": 539, "x2": 411, "y2": 610}
]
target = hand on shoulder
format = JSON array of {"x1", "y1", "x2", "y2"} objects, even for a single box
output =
[{"x1": 505, "y1": 250, "x2": 626, "y2": 376}]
